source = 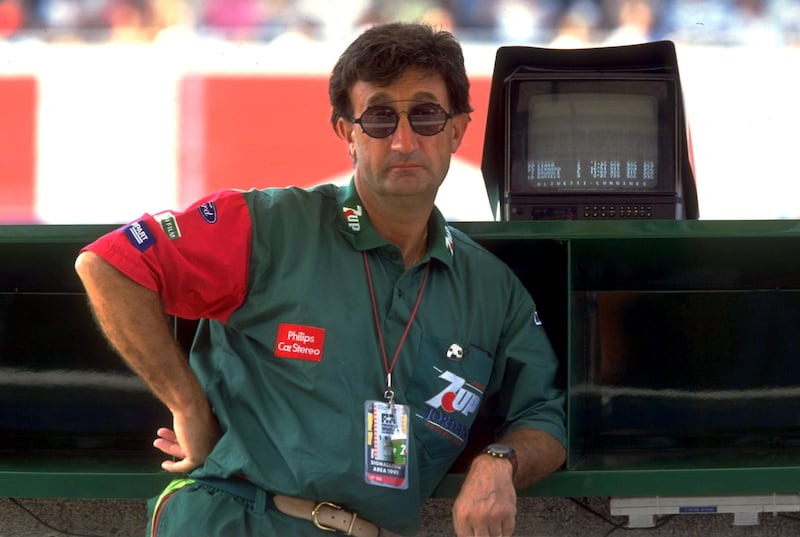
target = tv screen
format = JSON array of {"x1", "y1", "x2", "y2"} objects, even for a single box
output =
[{"x1": 508, "y1": 76, "x2": 676, "y2": 196}]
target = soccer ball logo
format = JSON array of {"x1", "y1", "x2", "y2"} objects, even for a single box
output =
[{"x1": 446, "y1": 343, "x2": 464, "y2": 361}]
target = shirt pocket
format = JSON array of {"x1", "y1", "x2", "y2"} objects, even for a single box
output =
[{"x1": 406, "y1": 335, "x2": 494, "y2": 461}]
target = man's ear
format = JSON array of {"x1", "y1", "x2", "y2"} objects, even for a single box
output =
[
  {"x1": 335, "y1": 117, "x2": 354, "y2": 142},
  {"x1": 335, "y1": 118, "x2": 357, "y2": 161},
  {"x1": 450, "y1": 113, "x2": 470, "y2": 153}
]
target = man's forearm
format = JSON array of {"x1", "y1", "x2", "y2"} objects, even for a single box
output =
[
  {"x1": 453, "y1": 427, "x2": 564, "y2": 536},
  {"x1": 498, "y1": 428, "x2": 566, "y2": 489},
  {"x1": 74, "y1": 251, "x2": 207, "y2": 416}
]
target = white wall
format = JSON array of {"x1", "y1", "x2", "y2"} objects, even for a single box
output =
[{"x1": 2, "y1": 40, "x2": 799, "y2": 222}]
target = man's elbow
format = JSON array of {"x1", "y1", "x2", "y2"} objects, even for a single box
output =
[
  {"x1": 553, "y1": 440, "x2": 567, "y2": 469},
  {"x1": 74, "y1": 250, "x2": 119, "y2": 296},
  {"x1": 74, "y1": 250, "x2": 101, "y2": 285}
]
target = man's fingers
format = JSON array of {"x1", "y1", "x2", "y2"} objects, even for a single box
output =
[
  {"x1": 161, "y1": 458, "x2": 196, "y2": 473},
  {"x1": 156, "y1": 427, "x2": 178, "y2": 442},
  {"x1": 153, "y1": 437, "x2": 186, "y2": 458},
  {"x1": 153, "y1": 427, "x2": 188, "y2": 461}
]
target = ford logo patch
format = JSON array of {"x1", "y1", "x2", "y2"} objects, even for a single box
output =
[{"x1": 198, "y1": 201, "x2": 217, "y2": 224}]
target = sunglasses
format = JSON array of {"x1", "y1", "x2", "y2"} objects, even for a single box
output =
[{"x1": 352, "y1": 102, "x2": 454, "y2": 138}]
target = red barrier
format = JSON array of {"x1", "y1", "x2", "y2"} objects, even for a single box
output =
[
  {"x1": 178, "y1": 75, "x2": 491, "y2": 207},
  {"x1": 0, "y1": 73, "x2": 490, "y2": 220},
  {"x1": 0, "y1": 77, "x2": 36, "y2": 222}
]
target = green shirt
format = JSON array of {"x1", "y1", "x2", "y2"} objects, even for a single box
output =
[{"x1": 90, "y1": 180, "x2": 565, "y2": 535}]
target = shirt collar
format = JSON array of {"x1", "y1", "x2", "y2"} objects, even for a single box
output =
[{"x1": 337, "y1": 178, "x2": 455, "y2": 268}]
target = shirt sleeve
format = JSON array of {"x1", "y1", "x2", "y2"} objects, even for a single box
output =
[
  {"x1": 491, "y1": 285, "x2": 567, "y2": 447},
  {"x1": 81, "y1": 190, "x2": 252, "y2": 323}
]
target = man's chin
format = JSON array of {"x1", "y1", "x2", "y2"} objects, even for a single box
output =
[
  {"x1": 385, "y1": 170, "x2": 442, "y2": 191},
  {"x1": 386, "y1": 182, "x2": 439, "y2": 201}
]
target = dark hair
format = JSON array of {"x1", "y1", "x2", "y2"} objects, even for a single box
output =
[{"x1": 329, "y1": 22, "x2": 473, "y2": 130}]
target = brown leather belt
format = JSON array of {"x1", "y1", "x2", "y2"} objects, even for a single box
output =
[
  {"x1": 195, "y1": 477, "x2": 380, "y2": 537},
  {"x1": 274, "y1": 495, "x2": 380, "y2": 537}
]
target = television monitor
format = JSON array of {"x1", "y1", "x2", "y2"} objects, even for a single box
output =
[{"x1": 481, "y1": 41, "x2": 699, "y2": 221}]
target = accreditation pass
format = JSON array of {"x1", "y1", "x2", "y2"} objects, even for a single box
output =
[{"x1": 364, "y1": 400, "x2": 410, "y2": 490}]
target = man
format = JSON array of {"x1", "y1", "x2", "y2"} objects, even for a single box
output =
[{"x1": 75, "y1": 22, "x2": 565, "y2": 537}]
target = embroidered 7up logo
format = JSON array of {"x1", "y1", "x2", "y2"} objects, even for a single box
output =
[
  {"x1": 425, "y1": 370, "x2": 481, "y2": 416},
  {"x1": 343, "y1": 205, "x2": 362, "y2": 232}
]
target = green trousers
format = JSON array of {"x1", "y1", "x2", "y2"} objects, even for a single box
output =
[{"x1": 146, "y1": 479, "x2": 349, "y2": 537}]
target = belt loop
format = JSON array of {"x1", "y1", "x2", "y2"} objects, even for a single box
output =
[{"x1": 253, "y1": 487, "x2": 267, "y2": 515}]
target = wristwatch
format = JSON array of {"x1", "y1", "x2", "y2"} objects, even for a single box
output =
[{"x1": 481, "y1": 443, "x2": 518, "y2": 475}]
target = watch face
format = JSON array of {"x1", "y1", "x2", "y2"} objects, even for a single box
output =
[{"x1": 487, "y1": 443, "x2": 513, "y2": 456}]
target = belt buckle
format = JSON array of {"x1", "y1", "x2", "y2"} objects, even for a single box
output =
[{"x1": 311, "y1": 501, "x2": 344, "y2": 533}]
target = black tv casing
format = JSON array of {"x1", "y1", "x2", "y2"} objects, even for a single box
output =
[{"x1": 481, "y1": 41, "x2": 699, "y2": 221}]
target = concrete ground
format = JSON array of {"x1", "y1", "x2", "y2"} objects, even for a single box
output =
[{"x1": 3, "y1": 497, "x2": 800, "y2": 536}]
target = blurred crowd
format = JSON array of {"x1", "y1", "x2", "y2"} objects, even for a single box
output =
[{"x1": 1, "y1": 0, "x2": 798, "y2": 46}]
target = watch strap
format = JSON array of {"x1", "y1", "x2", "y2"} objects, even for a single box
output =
[{"x1": 481, "y1": 443, "x2": 518, "y2": 475}]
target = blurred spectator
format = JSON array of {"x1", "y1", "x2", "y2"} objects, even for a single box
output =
[
  {"x1": 549, "y1": 0, "x2": 600, "y2": 47},
  {"x1": 293, "y1": 0, "x2": 370, "y2": 41},
  {"x1": 151, "y1": 0, "x2": 197, "y2": 44},
  {"x1": 421, "y1": 5, "x2": 456, "y2": 32},
  {"x1": 201, "y1": 0, "x2": 267, "y2": 40},
  {"x1": 0, "y1": 0, "x2": 24, "y2": 38},
  {"x1": 264, "y1": 13, "x2": 317, "y2": 47},
  {"x1": 103, "y1": 0, "x2": 153, "y2": 41},
  {"x1": 666, "y1": 0, "x2": 734, "y2": 44},
  {"x1": 771, "y1": 0, "x2": 800, "y2": 46},
  {"x1": 350, "y1": 4, "x2": 389, "y2": 38},
  {"x1": 727, "y1": 0, "x2": 783, "y2": 46},
  {"x1": 442, "y1": 0, "x2": 497, "y2": 40},
  {"x1": 1, "y1": 0, "x2": 797, "y2": 47},
  {"x1": 603, "y1": 0, "x2": 657, "y2": 44},
  {"x1": 445, "y1": 0, "x2": 496, "y2": 39},
  {"x1": 495, "y1": 0, "x2": 562, "y2": 43},
  {"x1": 35, "y1": 0, "x2": 86, "y2": 40},
  {"x1": 362, "y1": 0, "x2": 442, "y2": 35}
]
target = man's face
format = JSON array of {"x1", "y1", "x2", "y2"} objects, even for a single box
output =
[{"x1": 337, "y1": 68, "x2": 469, "y2": 204}]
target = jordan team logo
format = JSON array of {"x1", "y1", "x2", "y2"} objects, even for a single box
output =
[
  {"x1": 418, "y1": 368, "x2": 484, "y2": 446},
  {"x1": 425, "y1": 370, "x2": 481, "y2": 416}
]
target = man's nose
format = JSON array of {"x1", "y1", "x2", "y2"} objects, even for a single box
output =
[{"x1": 390, "y1": 113, "x2": 420, "y2": 151}]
